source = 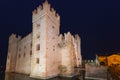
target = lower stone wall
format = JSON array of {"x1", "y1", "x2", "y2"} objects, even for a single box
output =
[{"x1": 85, "y1": 64, "x2": 107, "y2": 79}]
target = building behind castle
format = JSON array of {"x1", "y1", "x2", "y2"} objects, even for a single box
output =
[
  {"x1": 6, "y1": 1, "x2": 82, "y2": 79},
  {"x1": 96, "y1": 53, "x2": 120, "y2": 66}
]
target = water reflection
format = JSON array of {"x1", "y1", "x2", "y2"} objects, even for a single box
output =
[
  {"x1": 4, "y1": 73, "x2": 83, "y2": 80},
  {"x1": 0, "y1": 73, "x2": 5, "y2": 80}
]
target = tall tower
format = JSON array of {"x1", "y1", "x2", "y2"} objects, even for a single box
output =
[
  {"x1": 30, "y1": 0, "x2": 60, "y2": 79},
  {"x1": 6, "y1": 34, "x2": 21, "y2": 72}
]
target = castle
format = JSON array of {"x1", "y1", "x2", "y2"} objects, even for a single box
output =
[{"x1": 6, "y1": 0, "x2": 82, "y2": 79}]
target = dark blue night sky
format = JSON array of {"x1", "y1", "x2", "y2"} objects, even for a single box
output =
[{"x1": 0, "y1": 0, "x2": 120, "y2": 66}]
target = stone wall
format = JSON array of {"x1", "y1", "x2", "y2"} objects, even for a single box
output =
[
  {"x1": 74, "y1": 34, "x2": 82, "y2": 67},
  {"x1": 15, "y1": 33, "x2": 32, "y2": 74},
  {"x1": 6, "y1": 34, "x2": 21, "y2": 72},
  {"x1": 30, "y1": 15, "x2": 47, "y2": 78},
  {"x1": 58, "y1": 32, "x2": 81, "y2": 77},
  {"x1": 45, "y1": 18, "x2": 61, "y2": 78},
  {"x1": 85, "y1": 64, "x2": 107, "y2": 79}
]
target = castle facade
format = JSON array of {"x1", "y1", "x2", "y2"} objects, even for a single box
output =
[{"x1": 6, "y1": 1, "x2": 82, "y2": 79}]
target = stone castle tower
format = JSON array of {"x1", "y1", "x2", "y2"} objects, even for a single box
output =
[
  {"x1": 6, "y1": 34, "x2": 21, "y2": 72},
  {"x1": 6, "y1": 0, "x2": 82, "y2": 79},
  {"x1": 31, "y1": 1, "x2": 60, "y2": 78}
]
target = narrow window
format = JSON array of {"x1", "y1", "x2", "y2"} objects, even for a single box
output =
[
  {"x1": 30, "y1": 50, "x2": 32, "y2": 56},
  {"x1": 37, "y1": 35, "x2": 40, "y2": 38},
  {"x1": 18, "y1": 54, "x2": 21, "y2": 58},
  {"x1": 52, "y1": 26, "x2": 54, "y2": 29},
  {"x1": 36, "y1": 33, "x2": 40, "y2": 39},
  {"x1": 36, "y1": 58, "x2": 39, "y2": 64},
  {"x1": 36, "y1": 44, "x2": 40, "y2": 51},
  {"x1": 24, "y1": 52, "x2": 25, "y2": 57},
  {"x1": 37, "y1": 24, "x2": 40, "y2": 29},
  {"x1": 53, "y1": 46, "x2": 55, "y2": 51}
]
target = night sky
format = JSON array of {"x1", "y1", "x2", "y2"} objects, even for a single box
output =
[{"x1": 0, "y1": 0, "x2": 120, "y2": 66}]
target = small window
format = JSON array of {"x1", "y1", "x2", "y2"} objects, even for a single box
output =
[
  {"x1": 52, "y1": 26, "x2": 54, "y2": 29},
  {"x1": 30, "y1": 50, "x2": 32, "y2": 56},
  {"x1": 36, "y1": 33, "x2": 40, "y2": 39},
  {"x1": 37, "y1": 24, "x2": 40, "y2": 29},
  {"x1": 36, "y1": 44, "x2": 40, "y2": 51},
  {"x1": 24, "y1": 52, "x2": 25, "y2": 57},
  {"x1": 53, "y1": 46, "x2": 55, "y2": 51},
  {"x1": 37, "y1": 35, "x2": 40, "y2": 39},
  {"x1": 36, "y1": 58, "x2": 39, "y2": 64},
  {"x1": 18, "y1": 54, "x2": 21, "y2": 58}
]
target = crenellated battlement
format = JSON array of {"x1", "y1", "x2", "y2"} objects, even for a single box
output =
[
  {"x1": 58, "y1": 32, "x2": 81, "y2": 49},
  {"x1": 32, "y1": 5, "x2": 43, "y2": 15},
  {"x1": 9, "y1": 33, "x2": 16, "y2": 39},
  {"x1": 32, "y1": 0, "x2": 60, "y2": 23},
  {"x1": 9, "y1": 33, "x2": 22, "y2": 44}
]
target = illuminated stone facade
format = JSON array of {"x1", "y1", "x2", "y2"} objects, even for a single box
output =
[
  {"x1": 97, "y1": 54, "x2": 120, "y2": 66},
  {"x1": 85, "y1": 64, "x2": 107, "y2": 79},
  {"x1": 6, "y1": 1, "x2": 82, "y2": 79}
]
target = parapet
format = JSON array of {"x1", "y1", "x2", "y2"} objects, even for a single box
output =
[
  {"x1": 74, "y1": 34, "x2": 81, "y2": 41},
  {"x1": 32, "y1": 0, "x2": 60, "y2": 23},
  {"x1": 9, "y1": 33, "x2": 16, "y2": 39},
  {"x1": 75, "y1": 34, "x2": 80, "y2": 38},
  {"x1": 17, "y1": 35, "x2": 22, "y2": 40},
  {"x1": 9, "y1": 33, "x2": 22, "y2": 43}
]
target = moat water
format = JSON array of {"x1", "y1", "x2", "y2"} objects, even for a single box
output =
[{"x1": 0, "y1": 71, "x2": 95, "y2": 80}]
